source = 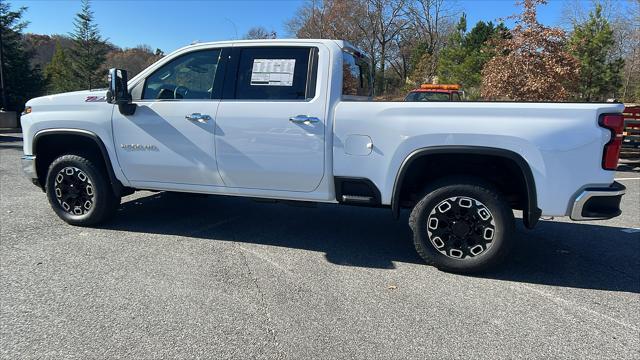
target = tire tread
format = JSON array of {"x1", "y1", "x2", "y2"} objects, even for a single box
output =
[
  {"x1": 409, "y1": 177, "x2": 515, "y2": 273},
  {"x1": 45, "y1": 154, "x2": 120, "y2": 226}
]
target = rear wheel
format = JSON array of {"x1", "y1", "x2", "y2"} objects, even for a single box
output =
[
  {"x1": 45, "y1": 154, "x2": 120, "y2": 226},
  {"x1": 409, "y1": 178, "x2": 515, "y2": 273}
]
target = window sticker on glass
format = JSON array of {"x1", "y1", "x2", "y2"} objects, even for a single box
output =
[{"x1": 250, "y1": 59, "x2": 296, "y2": 86}]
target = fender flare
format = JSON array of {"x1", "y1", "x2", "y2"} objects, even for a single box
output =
[
  {"x1": 32, "y1": 129, "x2": 124, "y2": 195},
  {"x1": 391, "y1": 146, "x2": 541, "y2": 229}
]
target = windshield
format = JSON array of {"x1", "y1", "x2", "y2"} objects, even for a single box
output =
[{"x1": 405, "y1": 91, "x2": 451, "y2": 102}]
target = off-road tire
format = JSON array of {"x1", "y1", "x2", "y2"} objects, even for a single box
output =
[
  {"x1": 45, "y1": 154, "x2": 120, "y2": 226},
  {"x1": 409, "y1": 177, "x2": 515, "y2": 273}
]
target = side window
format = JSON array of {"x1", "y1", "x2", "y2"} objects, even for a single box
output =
[
  {"x1": 452, "y1": 93, "x2": 461, "y2": 101},
  {"x1": 342, "y1": 51, "x2": 372, "y2": 97},
  {"x1": 143, "y1": 49, "x2": 220, "y2": 100},
  {"x1": 234, "y1": 47, "x2": 316, "y2": 100}
]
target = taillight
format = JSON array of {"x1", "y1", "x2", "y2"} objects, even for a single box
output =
[{"x1": 599, "y1": 114, "x2": 624, "y2": 170}]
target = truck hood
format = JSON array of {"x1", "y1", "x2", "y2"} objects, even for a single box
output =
[{"x1": 26, "y1": 89, "x2": 109, "y2": 107}]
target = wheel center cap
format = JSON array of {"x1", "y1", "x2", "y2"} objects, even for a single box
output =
[
  {"x1": 452, "y1": 221, "x2": 470, "y2": 237},
  {"x1": 68, "y1": 184, "x2": 81, "y2": 196}
]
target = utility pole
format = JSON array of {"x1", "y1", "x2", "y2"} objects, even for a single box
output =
[{"x1": 0, "y1": 24, "x2": 7, "y2": 111}]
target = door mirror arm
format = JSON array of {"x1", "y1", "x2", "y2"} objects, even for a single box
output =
[{"x1": 107, "y1": 68, "x2": 137, "y2": 116}]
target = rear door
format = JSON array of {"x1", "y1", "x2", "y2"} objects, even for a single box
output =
[{"x1": 214, "y1": 45, "x2": 326, "y2": 192}]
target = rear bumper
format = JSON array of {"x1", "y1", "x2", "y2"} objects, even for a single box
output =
[
  {"x1": 570, "y1": 182, "x2": 626, "y2": 221},
  {"x1": 21, "y1": 155, "x2": 39, "y2": 186}
]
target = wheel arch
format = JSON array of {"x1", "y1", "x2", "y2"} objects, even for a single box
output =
[
  {"x1": 32, "y1": 129, "x2": 125, "y2": 195},
  {"x1": 391, "y1": 146, "x2": 541, "y2": 229}
]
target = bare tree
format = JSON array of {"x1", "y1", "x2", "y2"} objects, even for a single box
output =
[
  {"x1": 388, "y1": 33, "x2": 413, "y2": 84},
  {"x1": 244, "y1": 26, "x2": 276, "y2": 40},
  {"x1": 366, "y1": 0, "x2": 408, "y2": 93},
  {"x1": 286, "y1": 0, "x2": 353, "y2": 39},
  {"x1": 285, "y1": 0, "x2": 328, "y2": 37},
  {"x1": 286, "y1": 0, "x2": 381, "y2": 89},
  {"x1": 347, "y1": 1, "x2": 380, "y2": 84},
  {"x1": 102, "y1": 45, "x2": 163, "y2": 78},
  {"x1": 405, "y1": 0, "x2": 458, "y2": 82},
  {"x1": 286, "y1": 0, "x2": 459, "y2": 95},
  {"x1": 621, "y1": 0, "x2": 640, "y2": 101}
]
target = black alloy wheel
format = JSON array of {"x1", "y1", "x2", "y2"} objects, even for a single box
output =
[
  {"x1": 53, "y1": 166, "x2": 94, "y2": 215},
  {"x1": 426, "y1": 196, "x2": 496, "y2": 259},
  {"x1": 46, "y1": 154, "x2": 120, "y2": 226},
  {"x1": 409, "y1": 177, "x2": 515, "y2": 273}
]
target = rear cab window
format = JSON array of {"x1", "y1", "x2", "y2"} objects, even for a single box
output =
[{"x1": 342, "y1": 50, "x2": 372, "y2": 99}]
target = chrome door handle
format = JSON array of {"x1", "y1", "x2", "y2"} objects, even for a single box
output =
[
  {"x1": 185, "y1": 113, "x2": 211, "y2": 122},
  {"x1": 289, "y1": 115, "x2": 319, "y2": 124}
]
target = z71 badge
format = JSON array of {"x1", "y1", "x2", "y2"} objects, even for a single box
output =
[
  {"x1": 120, "y1": 144, "x2": 159, "y2": 151},
  {"x1": 85, "y1": 96, "x2": 106, "y2": 102}
]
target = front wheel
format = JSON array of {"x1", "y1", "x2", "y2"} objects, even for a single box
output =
[
  {"x1": 45, "y1": 154, "x2": 120, "y2": 226},
  {"x1": 409, "y1": 178, "x2": 515, "y2": 273}
]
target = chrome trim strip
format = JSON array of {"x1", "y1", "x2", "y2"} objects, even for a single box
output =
[
  {"x1": 341, "y1": 194, "x2": 373, "y2": 203},
  {"x1": 34, "y1": 128, "x2": 96, "y2": 137},
  {"x1": 570, "y1": 186, "x2": 626, "y2": 220}
]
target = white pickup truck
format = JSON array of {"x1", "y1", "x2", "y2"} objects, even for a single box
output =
[{"x1": 20, "y1": 39, "x2": 626, "y2": 273}]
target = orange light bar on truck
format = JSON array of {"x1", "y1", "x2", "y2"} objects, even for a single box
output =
[{"x1": 420, "y1": 84, "x2": 461, "y2": 90}]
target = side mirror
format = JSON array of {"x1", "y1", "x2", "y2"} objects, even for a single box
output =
[{"x1": 107, "y1": 68, "x2": 136, "y2": 116}]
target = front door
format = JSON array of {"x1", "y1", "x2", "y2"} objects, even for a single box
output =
[
  {"x1": 113, "y1": 48, "x2": 225, "y2": 186},
  {"x1": 214, "y1": 45, "x2": 326, "y2": 192}
]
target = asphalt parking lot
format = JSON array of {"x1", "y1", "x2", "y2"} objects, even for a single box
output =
[{"x1": 1, "y1": 132, "x2": 639, "y2": 359}]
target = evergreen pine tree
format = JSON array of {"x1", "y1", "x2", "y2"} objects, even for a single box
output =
[
  {"x1": 0, "y1": 0, "x2": 45, "y2": 111},
  {"x1": 68, "y1": 0, "x2": 107, "y2": 90},
  {"x1": 44, "y1": 44, "x2": 76, "y2": 93},
  {"x1": 436, "y1": 15, "x2": 467, "y2": 84},
  {"x1": 437, "y1": 14, "x2": 508, "y2": 99},
  {"x1": 569, "y1": 4, "x2": 624, "y2": 101}
]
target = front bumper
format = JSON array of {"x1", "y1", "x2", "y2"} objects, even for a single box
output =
[
  {"x1": 21, "y1": 155, "x2": 39, "y2": 186},
  {"x1": 570, "y1": 181, "x2": 626, "y2": 221}
]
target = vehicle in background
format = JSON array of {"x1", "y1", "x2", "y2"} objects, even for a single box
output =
[
  {"x1": 622, "y1": 105, "x2": 640, "y2": 159},
  {"x1": 405, "y1": 84, "x2": 464, "y2": 102}
]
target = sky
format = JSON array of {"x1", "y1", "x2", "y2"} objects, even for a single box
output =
[{"x1": 14, "y1": 0, "x2": 625, "y2": 54}]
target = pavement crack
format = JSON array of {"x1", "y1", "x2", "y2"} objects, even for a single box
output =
[
  {"x1": 515, "y1": 283, "x2": 639, "y2": 332},
  {"x1": 185, "y1": 216, "x2": 241, "y2": 238},
  {"x1": 237, "y1": 243, "x2": 284, "y2": 360}
]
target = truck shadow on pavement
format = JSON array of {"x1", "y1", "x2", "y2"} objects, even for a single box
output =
[{"x1": 104, "y1": 192, "x2": 639, "y2": 294}]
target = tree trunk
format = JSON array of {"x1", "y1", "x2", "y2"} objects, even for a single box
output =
[{"x1": 379, "y1": 43, "x2": 386, "y2": 94}]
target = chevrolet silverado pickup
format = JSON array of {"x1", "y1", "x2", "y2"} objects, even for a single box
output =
[{"x1": 20, "y1": 39, "x2": 627, "y2": 273}]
